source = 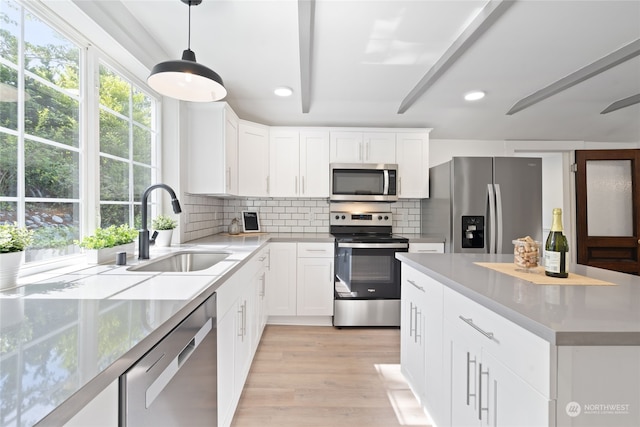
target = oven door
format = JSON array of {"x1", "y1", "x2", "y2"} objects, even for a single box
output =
[{"x1": 335, "y1": 242, "x2": 407, "y2": 298}]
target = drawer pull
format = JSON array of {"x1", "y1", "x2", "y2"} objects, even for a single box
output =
[
  {"x1": 459, "y1": 316, "x2": 494, "y2": 340},
  {"x1": 466, "y1": 352, "x2": 476, "y2": 405},
  {"x1": 407, "y1": 279, "x2": 425, "y2": 292},
  {"x1": 478, "y1": 363, "x2": 490, "y2": 420}
]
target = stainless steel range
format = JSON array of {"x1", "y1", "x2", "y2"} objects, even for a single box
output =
[{"x1": 330, "y1": 202, "x2": 408, "y2": 327}]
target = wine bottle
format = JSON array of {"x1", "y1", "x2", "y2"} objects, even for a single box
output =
[{"x1": 544, "y1": 208, "x2": 569, "y2": 278}]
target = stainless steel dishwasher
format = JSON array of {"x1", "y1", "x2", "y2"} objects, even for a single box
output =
[{"x1": 121, "y1": 294, "x2": 217, "y2": 426}]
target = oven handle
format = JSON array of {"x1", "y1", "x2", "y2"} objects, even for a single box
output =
[{"x1": 337, "y1": 242, "x2": 409, "y2": 249}]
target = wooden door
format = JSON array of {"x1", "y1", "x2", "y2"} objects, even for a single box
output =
[{"x1": 575, "y1": 149, "x2": 640, "y2": 274}]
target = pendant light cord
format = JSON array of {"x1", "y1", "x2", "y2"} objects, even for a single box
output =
[{"x1": 187, "y1": 2, "x2": 192, "y2": 50}]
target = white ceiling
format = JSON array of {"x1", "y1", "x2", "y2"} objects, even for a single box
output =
[{"x1": 77, "y1": 0, "x2": 640, "y2": 142}]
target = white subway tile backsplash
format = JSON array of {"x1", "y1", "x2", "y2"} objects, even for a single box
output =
[{"x1": 179, "y1": 196, "x2": 419, "y2": 242}]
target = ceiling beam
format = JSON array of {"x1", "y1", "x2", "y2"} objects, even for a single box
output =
[
  {"x1": 601, "y1": 93, "x2": 640, "y2": 114},
  {"x1": 507, "y1": 38, "x2": 640, "y2": 115},
  {"x1": 397, "y1": 0, "x2": 514, "y2": 114},
  {"x1": 298, "y1": 0, "x2": 315, "y2": 113}
]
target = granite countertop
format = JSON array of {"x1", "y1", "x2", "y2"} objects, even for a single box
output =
[
  {"x1": 397, "y1": 253, "x2": 640, "y2": 346},
  {"x1": 0, "y1": 232, "x2": 333, "y2": 427}
]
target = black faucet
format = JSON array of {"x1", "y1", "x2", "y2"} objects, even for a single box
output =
[{"x1": 139, "y1": 183, "x2": 182, "y2": 259}]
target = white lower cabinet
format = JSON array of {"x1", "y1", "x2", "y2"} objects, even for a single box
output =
[
  {"x1": 296, "y1": 257, "x2": 333, "y2": 316},
  {"x1": 446, "y1": 316, "x2": 552, "y2": 427},
  {"x1": 216, "y1": 250, "x2": 266, "y2": 427},
  {"x1": 443, "y1": 287, "x2": 553, "y2": 427},
  {"x1": 267, "y1": 242, "x2": 334, "y2": 323},
  {"x1": 408, "y1": 242, "x2": 444, "y2": 253},
  {"x1": 267, "y1": 242, "x2": 297, "y2": 316},
  {"x1": 403, "y1": 269, "x2": 554, "y2": 427},
  {"x1": 401, "y1": 265, "x2": 444, "y2": 425}
]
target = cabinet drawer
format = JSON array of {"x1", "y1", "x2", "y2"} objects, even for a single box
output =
[
  {"x1": 297, "y1": 242, "x2": 334, "y2": 258},
  {"x1": 409, "y1": 242, "x2": 444, "y2": 253},
  {"x1": 443, "y1": 287, "x2": 552, "y2": 398}
]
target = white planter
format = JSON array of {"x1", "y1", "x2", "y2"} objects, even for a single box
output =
[
  {"x1": 0, "y1": 251, "x2": 25, "y2": 290},
  {"x1": 85, "y1": 242, "x2": 135, "y2": 265},
  {"x1": 154, "y1": 229, "x2": 174, "y2": 247}
]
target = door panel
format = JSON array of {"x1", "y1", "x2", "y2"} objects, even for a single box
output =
[
  {"x1": 494, "y1": 157, "x2": 543, "y2": 252},
  {"x1": 452, "y1": 157, "x2": 493, "y2": 253},
  {"x1": 575, "y1": 149, "x2": 640, "y2": 274}
]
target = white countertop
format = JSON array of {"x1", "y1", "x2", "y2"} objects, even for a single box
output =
[
  {"x1": 397, "y1": 253, "x2": 640, "y2": 346},
  {"x1": 0, "y1": 232, "x2": 332, "y2": 427}
]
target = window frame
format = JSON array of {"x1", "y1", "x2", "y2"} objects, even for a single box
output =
[{"x1": 1, "y1": 0, "x2": 162, "y2": 275}]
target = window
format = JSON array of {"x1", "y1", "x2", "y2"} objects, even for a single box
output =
[
  {"x1": 1, "y1": 0, "x2": 81, "y2": 262},
  {"x1": 99, "y1": 64, "x2": 157, "y2": 228},
  {"x1": 0, "y1": 0, "x2": 159, "y2": 265}
]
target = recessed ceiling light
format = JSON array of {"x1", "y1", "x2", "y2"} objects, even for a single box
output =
[
  {"x1": 274, "y1": 86, "x2": 293, "y2": 97},
  {"x1": 464, "y1": 91, "x2": 485, "y2": 101}
]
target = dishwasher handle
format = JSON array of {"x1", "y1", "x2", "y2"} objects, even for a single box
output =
[{"x1": 145, "y1": 317, "x2": 213, "y2": 408}]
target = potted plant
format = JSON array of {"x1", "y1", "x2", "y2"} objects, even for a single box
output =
[
  {"x1": 75, "y1": 224, "x2": 138, "y2": 264},
  {"x1": 151, "y1": 215, "x2": 178, "y2": 247},
  {"x1": 0, "y1": 222, "x2": 34, "y2": 289}
]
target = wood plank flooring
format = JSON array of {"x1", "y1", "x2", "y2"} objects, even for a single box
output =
[{"x1": 231, "y1": 325, "x2": 432, "y2": 427}]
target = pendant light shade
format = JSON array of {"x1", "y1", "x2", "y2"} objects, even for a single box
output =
[{"x1": 147, "y1": 0, "x2": 226, "y2": 102}]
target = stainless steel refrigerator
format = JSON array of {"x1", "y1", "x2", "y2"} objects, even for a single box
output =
[{"x1": 421, "y1": 157, "x2": 542, "y2": 253}]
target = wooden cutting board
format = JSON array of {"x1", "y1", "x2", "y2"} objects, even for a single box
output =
[{"x1": 474, "y1": 262, "x2": 616, "y2": 286}]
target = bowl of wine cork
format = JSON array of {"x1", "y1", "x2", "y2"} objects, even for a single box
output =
[{"x1": 512, "y1": 236, "x2": 541, "y2": 272}]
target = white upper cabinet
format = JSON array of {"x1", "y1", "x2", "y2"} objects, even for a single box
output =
[
  {"x1": 270, "y1": 129, "x2": 330, "y2": 198},
  {"x1": 187, "y1": 103, "x2": 239, "y2": 195},
  {"x1": 396, "y1": 132, "x2": 430, "y2": 198},
  {"x1": 238, "y1": 120, "x2": 270, "y2": 197},
  {"x1": 188, "y1": 104, "x2": 429, "y2": 198},
  {"x1": 330, "y1": 131, "x2": 396, "y2": 163},
  {"x1": 269, "y1": 130, "x2": 300, "y2": 197},
  {"x1": 299, "y1": 131, "x2": 330, "y2": 197}
]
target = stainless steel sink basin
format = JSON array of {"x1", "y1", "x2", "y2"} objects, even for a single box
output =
[{"x1": 127, "y1": 251, "x2": 230, "y2": 272}]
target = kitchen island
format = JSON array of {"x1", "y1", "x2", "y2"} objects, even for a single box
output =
[
  {"x1": 0, "y1": 233, "x2": 333, "y2": 427},
  {"x1": 396, "y1": 253, "x2": 640, "y2": 427}
]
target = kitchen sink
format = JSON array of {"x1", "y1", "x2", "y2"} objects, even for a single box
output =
[{"x1": 127, "y1": 251, "x2": 230, "y2": 272}]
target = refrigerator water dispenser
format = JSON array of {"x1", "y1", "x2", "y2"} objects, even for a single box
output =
[{"x1": 462, "y1": 216, "x2": 484, "y2": 248}]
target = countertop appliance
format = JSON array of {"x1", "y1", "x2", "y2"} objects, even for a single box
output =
[
  {"x1": 330, "y1": 163, "x2": 398, "y2": 202},
  {"x1": 421, "y1": 157, "x2": 542, "y2": 253},
  {"x1": 331, "y1": 202, "x2": 408, "y2": 327},
  {"x1": 121, "y1": 294, "x2": 217, "y2": 426}
]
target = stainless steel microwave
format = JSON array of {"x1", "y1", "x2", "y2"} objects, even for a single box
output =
[{"x1": 330, "y1": 163, "x2": 398, "y2": 202}]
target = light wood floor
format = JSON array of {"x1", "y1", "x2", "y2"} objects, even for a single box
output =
[{"x1": 231, "y1": 325, "x2": 433, "y2": 427}]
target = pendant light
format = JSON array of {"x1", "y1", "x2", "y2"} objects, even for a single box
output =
[{"x1": 147, "y1": 0, "x2": 226, "y2": 102}]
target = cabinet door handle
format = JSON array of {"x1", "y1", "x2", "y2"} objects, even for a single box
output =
[
  {"x1": 399, "y1": 176, "x2": 402, "y2": 195},
  {"x1": 466, "y1": 352, "x2": 477, "y2": 405},
  {"x1": 226, "y1": 167, "x2": 231, "y2": 191},
  {"x1": 243, "y1": 301, "x2": 247, "y2": 338},
  {"x1": 407, "y1": 279, "x2": 425, "y2": 292},
  {"x1": 237, "y1": 304, "x2": 244, "y2": 339},
  {"x1": 266, "y1": 176, "x2": 270, "y2": 194},
  {"x1": 459, "y1": 316, "x2": 494, "y2": 340},
  {"x1": 260, "y1": 272, "x2": 266, "y2": 297},
  {"x1": 478, "y1": 363, "x2": 490, "y2": 420},
  {"x1": 295, "y1": 176, "x2": 298, "y2": 194},
  {"x1": 416, "y1": 249, "x2": 439, "y2": 253},
  {"x1": 414, "y1": 308, "x2": 421, "y2": 344},
  {"x1": 409, "y1": 302, "x2": 415, "y2": 337},
  {"x1": 302, "y1": 176, "x2": 305, "y2": 194}
]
